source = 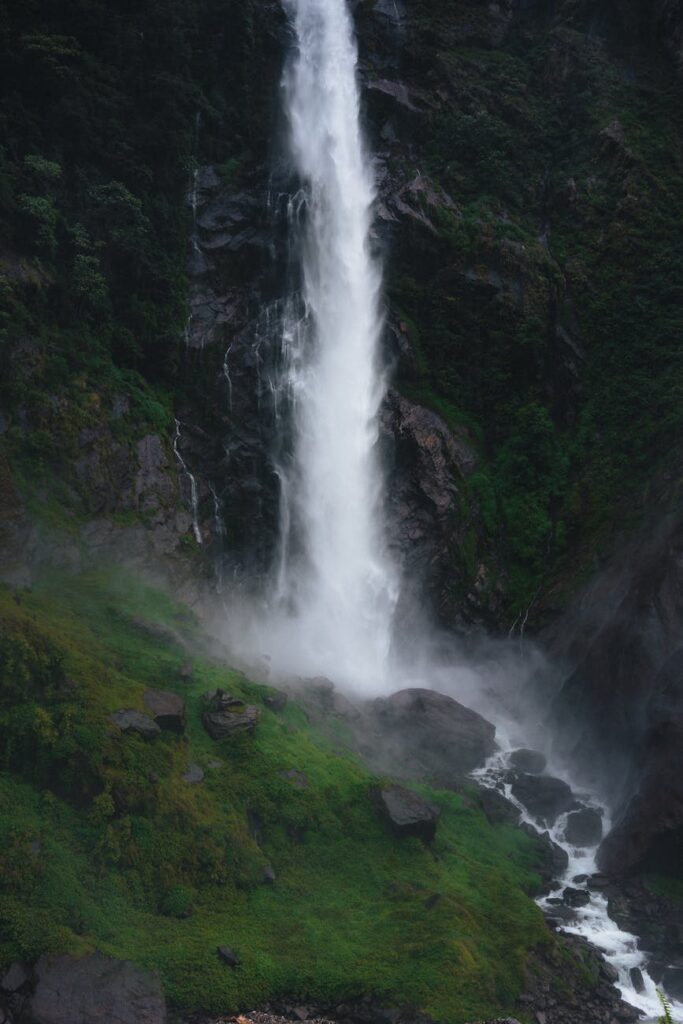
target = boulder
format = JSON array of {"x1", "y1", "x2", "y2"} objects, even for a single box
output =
[
  {"x1": 509, "y1": 749, "x2": 547, "y2": 774},
  {"x1": 629, "y1": 967, "x2": 645, "y2": 993},
  {"x1": 587, "y1": 873, "x2": 611, "y2": 889},
  {"x1": 182, "y1": 763, "x2": 204, "y2": 784},
  {"x1": 521, "y1": 823, "x2": 569, "y2": 889},
  {"x1": 662, "y1": 966, "x2": 683, "y2": 1001},
  {"x1": 370, "y1": 688, "x2": 496, "y2": 781},
  {"x1": 143, "y1": 688, "x2": 186, "y2": 733},
  {"x1": 563, "y1": 886, "x2": 591, "y2": 908},
  {"x1": 217, "y1": 946, "x2": 240, "y2": 968},
  {"x1": 372, "y1": 784, "x2": 440, "y2": 843},
  {"x1": 202, "y1": 690, "x2": 260, "y2": 740},
  {"x1": 28, "y1": 953, "x2": 165, "y2": 1024},
  {"x1": 264, "y1": 689, "x2": 288, "y2": 712},
  {"x1": 564, "y1": 807, "x2": 603, "y2": 847},
  {"x1": 510, "y1": 774, "x2": 574, "y2": 825},
  {"x1": 110, "y1": 709, "x2": 161, "y2": 740},
  {"x1": 476, "y1": 785, "x2": 522, "y2": 826},
  {"x1": 0, "y1": 963, "x2": 30, "y2": 993}
]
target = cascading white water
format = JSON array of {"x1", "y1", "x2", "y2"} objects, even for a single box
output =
[{"x1": 244, "y1": 0, "x2": 398, "y2": 692}]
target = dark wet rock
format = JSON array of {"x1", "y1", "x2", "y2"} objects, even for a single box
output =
[
  {"x1": 662, "y1": 965, "x2": 683, "y2": 1001},
  {"x1": 629, "y1": 967, "x2": 645, "y2": 993},
  {"x1": 143, "y1": 688, "x2": 186, "y2": 733},
  {"x1": 509, "y1": 748, "x2": 546, "y2": 774},
  {"x1": 369, "y1": 687, "x2": 496, "y2": 782},
  {"x1": 544, "y1": 903, "x2": 577, "y2": 922},
  {"x1": 372, "y1": 783, "x2": 440, "y2": 843},
  {"x1": 521, "y1": 824, "x2": 569, "y2": 891},
  {"x1": 0, "y1": 963, "x2": 30, "y2": 993},
  {"x1": 182, "y1": 763, "x2": 204, "y2": 784},
  {"x1": 28, "y1": 953, "x2": 165, "y2": 1024},
  {"x1": 475, "y1": 785, "x2": 522, "y2": 826},
  {"x1": 202, "y1": 690, "x2": 260, "y2": 740},
  {"x1": 587, "y1": 873, "x2": 611, "y2": 889},
  {"x1": 573, "y1": 873, "x2": 589, "y2": 884},
  {"x1": 264, "y1": 689, "x2": 288, "y2": 712},
  {"x1": 300, "y1": 677, "x2": 361, "y2": 720},
  {"x1": 563, "y1": 886, "x2": 591, "y2": 908},
  {"x1": 564, "y1": 807, "x2": 603, "y2": 847},
  {"x1": 110, "y1": 709, "x2": 161, "y2": 740},
  {"x1": 510, "y1": 774, "x2": 574, "y2": 826},
  {"x1": 217, "y1": 946, "x2": 240, "y2": 968},
  {"x1": 278, "y1": 769, "x2": 309, "y2": 790}
]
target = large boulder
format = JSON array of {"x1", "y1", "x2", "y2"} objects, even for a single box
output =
[
  {"x1": 509, "y1": 749, "x2": 546, "y2": 775},
  {"x1": 521, "y1": 823, "x2": 569, "y2": 890},
  {"x1": 369, "y1": 688, "x2": 496, "y2": 782},
  {"x1": 564, "y1": 807, "x2": 603, "y2": 847},
  {"x1": 372, "y1": 784, "x2": 440, "y2": 843},
  {"x1": 28, "y1": 953, "x2": 165, "y2": 1024},
  {"x1": 143, "y1": 688, "x2": 186, "y2": 733},
  {"x1": 202, "y1": 690, "x2": 260, "y2": 740},
  {"x1": 109, "y1": 709, "x2": 160, "y2": 740},
  {"x1": 510, "y1": 773, "x2": 574, "y2": 826}
]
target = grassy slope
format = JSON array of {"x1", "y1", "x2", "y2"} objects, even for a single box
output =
[{"x1": 0, "y1": 569, "x2": 546, "y2": 1020}]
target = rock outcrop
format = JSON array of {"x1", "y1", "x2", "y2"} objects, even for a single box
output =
[
  {"x1": 143, "y1": 688, "x2": 186, "y2": 733},
  {"x1": 372, "y1": 784, "x2": 440, "y2": 844},
  {"x1": 202, "y1": 690, "x2": 260, "y2": 740},
  {"x1": 367, "y1": 687, "x2": 496, "y2": 782}
]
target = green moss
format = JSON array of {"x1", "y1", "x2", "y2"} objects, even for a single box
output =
[{"x1": 0, "y1": 569, "x2": 547, "y2": 1020}]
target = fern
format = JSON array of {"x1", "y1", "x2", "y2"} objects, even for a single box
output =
[{"x1": 658, "y1": 989, "x2": 674, "y2": 1024}]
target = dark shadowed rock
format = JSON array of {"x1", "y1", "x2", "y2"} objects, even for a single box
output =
[
  {"x1": 370, "y1": 688, "x2": 496, "y2": 782},
  {"x1": 262, "y1": 864, "x2": 276, "y2": 885},
  {"x1": 217, "y1": 946, "x2": 240, "y2": 968},
  {"x1": 521, "y1": 823, "x2": 569, "y2": 889},
  {"x1": 143, "y1": 688, "x2": 186, "y2": 733},
  {"x1": 476, "y1": 785, "x2": 522, "y2": 826},
  {"x1": 563, "y1": 886, "x2": 591, "y2": 908},
  {"x1": 662, "y1": 966, "x2": 683, "y2": 1001},
  {"x1": 509, "y1": 749, "x2": 546, "y2": 774},
  {"x1": 110, "y1": 709, "x2": 161, "y2": 740},
  {"x1": 202, "y1": 690, "x2": 260, "y2": 740},
  {"x1": 0, "y1": 963, "x2": 30, "y2": 993},
  {"x1": 587, "y1": 873, "x2": 611, "y2": 889},
  {"x1": 264, "y1": 689, "x2": 288, "y2": 712},
  {"x1": 510, "y1": 774, "x2": 574, "y2": 826},
  {"x1": 29, "y1": 953, "x2": 165, "y2": 1024},
  {"x1": 564, "y1": 807, "x2": 603, "y2": 847},
  {"x1": 182, "y1": 763, "x2": 204, "y2": 784},
  {"x1": 372, "y1": 784, "x2": 440, "y2": 843},
  {"x1": 629, "y1": 967, "x2": 645, "y2": 993}
]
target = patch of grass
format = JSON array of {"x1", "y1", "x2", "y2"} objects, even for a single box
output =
[{"x1": 0, "y1": 569, "x2": 547, "y2": 1020}]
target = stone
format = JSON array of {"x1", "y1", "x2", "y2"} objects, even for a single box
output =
[
  {"x1": 629, "y1": 967, "x2": 645, "y2": 993},
  {"x1": 217, "y1": 946, "x2": 240, "y2": 968},
  {"x1": 520, "y1": 824, "x2": 569, "y2": 888},
  {"x1": 563, "y1": 886, "x2": 591, "y2": 908},
  {"x1": 509, "y1": 749, "x2": 547, "y2": 774},
  {"x1": 182, "y1": 763, "x2": 204, "y2": 784},
  {"x1": 600, "y1": 960, "x2": 619, "y2": 983},
  {"x1": 28, "y1": 953, "x2": 165, "y2": 1024},
  {"x1": 110, "y1": 709, "x2": 161, "y2": 740},
  {"x1": 587, "y1": 873, "x2": 611, "y2": 889},
  {"x1": 0, "y1": 962, "x2": 30, "y2": 992},
  {"x1": 143, "y1": 688, "x2": 186, "y2": 733},
  {"x1": 202, "y1": 690, "x2": 260, "y2": 740},
  {"x1": 572, "y1": 873, "x2": 589, "y2": 884},
  {"x1": 262, "y1": 864, "x2": 276, "y2": 884},
  {"x1": 662, "y1": 965, "x2": 683, "y2": 1001},
  {"x1": 178, "y1": 662, "x2": 194, "y2": 681},
  {"x1": 373, "y1": 784, "x2": 440, "y2": 843},
  {"x1": 476, "y1": 785, "x2": 522, "y2": 826},
  {"x1": 264, "y1": 689, "x2": 288, "y2": 712},
  {"x1": 564, "y1": 807, "x2": 603, "y2": 847},
  {"x1": 279, "y1": 768, "x2": 308, "y2": 790},
  {"x1": 510, "y1": 774, "x2": 574, "y2": 826},
  {"x1": 370, "y1": 688, "x2": 496, "y2": 781}
]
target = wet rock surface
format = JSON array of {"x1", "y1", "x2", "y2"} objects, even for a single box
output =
[
  {"x1": 110, "y1": 709, "x2": 161, "y2": 740},
  {"x1": 563, "y1": 807, "x2": 603, "y2": 847},
  {"x1": 372, "y1": 783, "x2": 440, "y2": 844},
  {"x1": 3, "y1": 953, "x2": 168, "y2": 1024},
  {"x1": 509, "y1": 774, "x2": 574, "y2": 827},
  {"x1": 366, "y1": 687, "x2": 496, "y2": 782},
  {"x1": 508, "y1": 749, "x2": 546, "y2": 774},
  {"x1": 144, "y1": 688, "x2": 186, "y2": 733}
]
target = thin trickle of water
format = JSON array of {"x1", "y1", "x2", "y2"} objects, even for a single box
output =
[
  {"x1": 235, "y1": 0, "x2": 398, "y2": 692},
  {"x1": 173, "y1": 419, "x2": 202, "y2": 545}
]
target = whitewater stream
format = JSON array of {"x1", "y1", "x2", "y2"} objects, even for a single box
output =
[{"x1": 474, "y1": 740, "x2": 681, "y2": 1022}]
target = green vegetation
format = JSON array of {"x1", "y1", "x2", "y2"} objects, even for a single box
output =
[{"x1": 0, "y1": 569, "x2": 547, "y2": 1018}]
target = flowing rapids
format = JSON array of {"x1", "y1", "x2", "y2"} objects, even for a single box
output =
[
  {"x1": 474, "y1": 738, "x2": 680, "y2": 1022},
  {"x1": 240, "y1": 0, "x2": 398, "y2": 693}
]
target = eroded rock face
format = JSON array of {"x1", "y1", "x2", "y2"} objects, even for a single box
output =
[
  {"x1": 28, "y1": 953, "x2": 166, "y2": 1024},
  {"x1": 372, "y1": 783, "x2": 440, "y2": 843},
  {"x1": 368, "y1": 687, "x2": 496, "y2": 782}
]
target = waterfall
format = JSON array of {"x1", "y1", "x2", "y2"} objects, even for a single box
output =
[{"x1": 240, "y1": 0, "x2": 398, "y2": 693}]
